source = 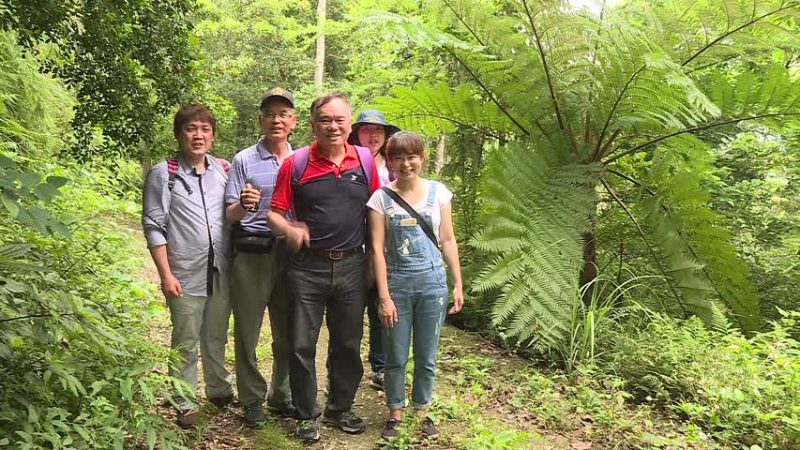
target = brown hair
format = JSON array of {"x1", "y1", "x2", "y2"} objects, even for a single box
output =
[
  {"x1": 173, "y1": 104, "x2": 216, "y2": 138},
  {"x1": 310, "y1": 92, "x2": 351, "y2": 121},
  {"x1": 386, "y1": 131, "x2": 426, "y2": 161}
]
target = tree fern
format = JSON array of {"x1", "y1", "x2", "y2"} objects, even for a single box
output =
[
  {"x1": 471, "y1": 139, "x2": 599, "y2": 350},
  {"x1": 366, "y1": 0, "x2": 800, "y2": 343}
]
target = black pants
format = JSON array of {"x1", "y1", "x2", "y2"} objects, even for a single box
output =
[{"x1": 287, "y1": 251, "x2": 367, "y2": 420}]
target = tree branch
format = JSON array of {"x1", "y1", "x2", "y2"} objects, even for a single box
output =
[
  {"x1": 605, "y1": 168, "x2": 728, "y2": 302},
  {"x1": 0, "y1": 313, "x2": 76, "y2": 324},
  {"x1": 440, "y1": 0, "x2": 486, "y2": 47},
  {"x1": 399, "y1": 111, "x2": 508, "y2": 142},
  {"x1": 599, "y1": 177, "x2": 687, "y2": 312},
  {"x1": 521, "y1": 0, "x2": 566, "y2": 133},
  {"x1": 603, "y1": 112, "x2": 800, "y2": 164},
  {"x1": 681, "y1": 2, "x2": 800, "y2": 67},
  {"x1": 444, "y1": 46, "x2": 531, "y2": 136},
  {"x1": 592, "y1": 66, "x2": 645, "y2": 161}
]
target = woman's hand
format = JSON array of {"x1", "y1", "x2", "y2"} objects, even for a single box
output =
[
  {"x1": 379, "y1": 296, "x2": 398, "y2": 328},
  {"x1": 449, "y1": 284, "x2": 464, "y2": 314}
]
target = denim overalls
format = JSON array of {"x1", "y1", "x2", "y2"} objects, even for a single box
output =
[{"x1": 382, "y1": 180, "x2": 450, "y2": 410}]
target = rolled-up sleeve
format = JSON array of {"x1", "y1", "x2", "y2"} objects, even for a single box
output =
[
  {"x1": 142, "y1": 165, "x2": 168, "y2": 248},
  {"x1": 225, "y1": 154, "x2": 246, "y2": 205}
]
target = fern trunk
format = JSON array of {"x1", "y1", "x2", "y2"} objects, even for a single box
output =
[{"x1": 580, "y1": 231, "x2": 597, "y2": 303}]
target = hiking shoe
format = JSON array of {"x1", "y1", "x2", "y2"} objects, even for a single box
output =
[
  {"x1": 380, "y1": 418, "x2": 402, "y2": 441},
  {"x1": 421, "y1": 417, "x2": 439, "y2": 439},
  {"x1": 176, "y1": 408, "x2": 199, "y2": 429},
  {"x1": 370, "y1": 369, "x2": 385, "y2": 391},
  {"x1": 209, "y1": 393, "x2": 237, "y2": 409},
  {"x1": 296, "y1": 419, "x2": 320, "y2": 442},
  {"x1": 243, "y1": 403, "x2": 266, "y2": 429},
  {"x1": 267, "y1": 403, "x2": 297, "y2": 419},
  {"x1": 322, "y1": 410, "x2": 367, "y2": 434}
]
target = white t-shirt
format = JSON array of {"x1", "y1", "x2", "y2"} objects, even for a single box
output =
[
  {"x1": 375, "y1": 155, "x2": 391, "y2": 187},
  {"x1": 366, "y1": 180, "x2": 454, "y2": 242}
]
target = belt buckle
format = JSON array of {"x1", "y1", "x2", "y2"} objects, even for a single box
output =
[{"x1": 328, "y1": 250, "x2": 345, "y2": 260}]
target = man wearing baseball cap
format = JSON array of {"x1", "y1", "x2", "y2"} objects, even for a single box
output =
[{"x1": 225, "y1": 87, "x2": 297, "y2": 428}]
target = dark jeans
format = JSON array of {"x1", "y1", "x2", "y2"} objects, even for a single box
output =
[
  {"x1": 366, "y1": 286, "x2": 385, "y2": 373},
  {"x1": 287, "y1": 251, "x2": 367, "y2": 420}
]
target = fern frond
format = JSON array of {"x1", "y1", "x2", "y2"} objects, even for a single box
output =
[
  {"x1": 370, "y1": 83, "x2": 519, "y2": 139},
  {"x1": 471, "y1": 140, "x2": 598, "y2": 349}
]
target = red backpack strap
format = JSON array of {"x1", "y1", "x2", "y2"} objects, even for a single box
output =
[
  {"x1": 166, "y1": 157, "x2": 180, "y2": 176},
  {"x1": 166, "y1": 157, "x2": 192, "y2": 194},
  {"x1": 217, "y1": 158, "x2": 231, "y2": 175},
  {"x1": 354, "y1": 145, "x2": 375, "y2": 188}
]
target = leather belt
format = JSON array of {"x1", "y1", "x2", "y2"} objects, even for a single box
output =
[{"x1": 304, "y1": 247, "x2": 363, "y2": 260}]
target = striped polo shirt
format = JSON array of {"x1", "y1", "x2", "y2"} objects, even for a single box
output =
[{"x1": 225, "y1": 141, "x2": 292, "y2": 235}]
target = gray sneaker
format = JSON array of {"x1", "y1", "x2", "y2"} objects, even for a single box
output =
[
  {"x1": 296, "y1": 419, "x2": 320, "y2": 442},
  {"x1": 370, "y1": 369, "x2": 385, "y2": 391},
  {"x1": 380, "y1": 418, "x2": 401, "y2": 441},
  {"x1": 243, "y1": 403, "x2": 266, "y2": 429},
  {"x1": 322, "y1": 410, "x2": 367, "y2": 434},
  {"x1": 421, "y1": 417, "x2": 439, "y2": 439}
]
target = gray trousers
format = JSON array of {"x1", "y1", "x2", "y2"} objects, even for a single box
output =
[
  {"x1": 230, "y1": 245, "x2": 292, "y2": 408},
  {"x1": 167, "y1": 271, "x2": 233, "y2": 411}
]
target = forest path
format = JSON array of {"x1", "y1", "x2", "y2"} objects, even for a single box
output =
[{"x1": 135, "y1": 230, "x2": 573, "y2": 450}]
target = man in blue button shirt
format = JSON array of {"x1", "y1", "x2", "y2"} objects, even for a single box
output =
[
  {"x1": 225, "y1": 88, "x2": 297, "y2": 428},
  {"x1": 142, "y1": 104, "x2": 234, "y2": 429}
]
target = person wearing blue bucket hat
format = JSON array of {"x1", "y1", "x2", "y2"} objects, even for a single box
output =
[
  {"x1": 347, "y1": 109, "x2": 400, "y2": 391},
  {"x1": 349, "y1": 110, "x2": 401, "y2": 187}
]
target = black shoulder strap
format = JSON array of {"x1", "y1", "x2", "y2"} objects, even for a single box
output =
[{"x1": 381, "y1": 186, "x2": 438, "y2": 246}]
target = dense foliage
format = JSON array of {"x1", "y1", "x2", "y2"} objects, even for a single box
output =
[
  {"x1": 605, "y1": 312, "x2": 800, "y2": 447},
  {"x1": 0, "y1": 29, "x2": 180, "y2": 449},
  {"x1": 0, "y1": 0, "x2": 197, "y2": 160}
]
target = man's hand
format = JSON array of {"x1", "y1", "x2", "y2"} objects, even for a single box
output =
[
  {"x1": 379, "y1": 296, "x2": 398, "y2": 328},
  {"x1": 285, "y1": 221, "x2": 310, "y2": 252},
  {"x1": 240, "y1": 183, "x2": 261, "y2": 212},
  {"x1": 449, "y1": 285, "x2": 464, "y2": 314},
  {"x1": 160, "y1": 273, "x2": 183, "y2": 300}
]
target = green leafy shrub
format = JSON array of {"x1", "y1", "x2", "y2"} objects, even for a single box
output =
[
  {"x1": 0, "y1": 29, "x2": 182, "y2": 449},
  {"x1": 604, "y1": 313, "x2": 800, "y2": 448},
  {"x1": 0, "y1": 159, "x2": 183, "y2": 449}
]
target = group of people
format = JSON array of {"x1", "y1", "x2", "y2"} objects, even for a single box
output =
[{"x1": 142, "y1": 88, "x2": 464, "y2": 443}]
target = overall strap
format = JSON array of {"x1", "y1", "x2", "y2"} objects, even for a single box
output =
[{"x1": 425, "y1": 180, "x2": 438, "y2": 209}]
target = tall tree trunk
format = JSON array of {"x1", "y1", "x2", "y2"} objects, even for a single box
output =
[
  {"x1": 141, "y1": 138, "x2": 152, "y2": 180},
  {"x1": 314, "y1": 0, "x2": 327, "y2": 91},
  {"x1": 434, "y1": 133, "x2": 446, "y2": 174}
]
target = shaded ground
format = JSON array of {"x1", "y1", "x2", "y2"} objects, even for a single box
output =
[{"x1": 135, "y1": 225, "x2": 701, "y2": 450}]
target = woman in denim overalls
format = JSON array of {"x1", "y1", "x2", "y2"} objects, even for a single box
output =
[{"x1": 367, "y1": 131, "x2": 464, "y2": 441}]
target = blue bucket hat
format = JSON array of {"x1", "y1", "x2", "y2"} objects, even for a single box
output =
[{"x1": 350, "y1": 110, "x2": 401, "y2": 142}]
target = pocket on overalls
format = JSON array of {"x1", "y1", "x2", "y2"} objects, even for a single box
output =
[{"x1": 434, "y1": 267, "x2": 448, "y2": 288}]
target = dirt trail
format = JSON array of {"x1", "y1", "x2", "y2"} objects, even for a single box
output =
[{"x1": 137, "y1": 234, "x2": 566, "y2": 449}]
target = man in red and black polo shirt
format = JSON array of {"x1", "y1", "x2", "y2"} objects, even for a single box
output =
[{"x1": 268, "y1": 92, "x2": 380, "y2": 442}]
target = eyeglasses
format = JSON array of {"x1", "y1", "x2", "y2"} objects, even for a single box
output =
[{"x1": 262, "y1": 112, "x2": 294, "y2": 120}]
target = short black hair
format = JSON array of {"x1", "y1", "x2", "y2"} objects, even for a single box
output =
[{"x1": 173, "y1": 104, "x2": 216, "y2": 138}]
